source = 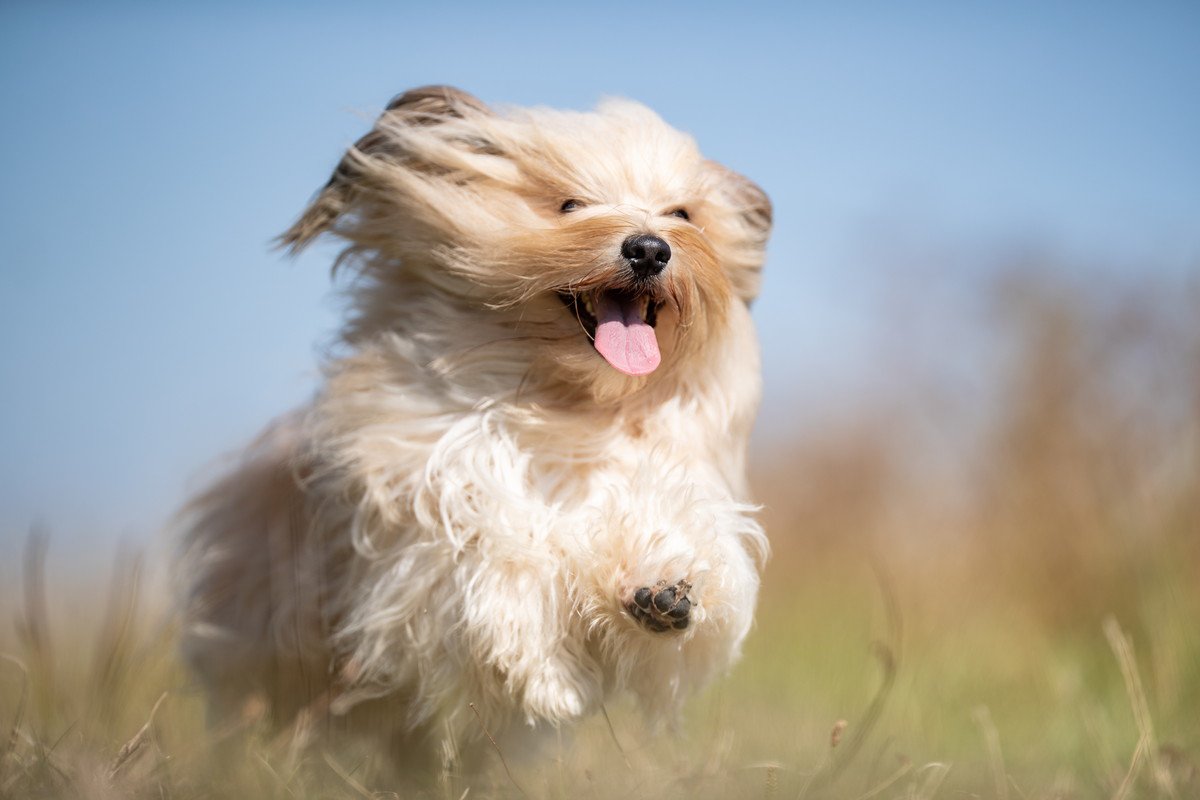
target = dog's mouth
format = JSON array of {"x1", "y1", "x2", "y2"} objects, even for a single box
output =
[{"x1": 557, "y1": 289, "x2": 663, "y2": 376}]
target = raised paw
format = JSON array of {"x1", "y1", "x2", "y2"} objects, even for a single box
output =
[{"x1": 627, "y1": 579, "x2": 693, "y2": 632}]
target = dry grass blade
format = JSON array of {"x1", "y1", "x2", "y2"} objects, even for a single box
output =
[
  {"x1": 256, "y1": 752, "x2": 298, "y2": 798},
  {"x1": 852, "y1": 757, "x2": 911, "y2": 800},
  {"x1": 795, "y1": 722, "x2": 849, "y2": 799},
  {"x1": 322, "y1": 751, "x2": 374, "y2": 799},
  {"x1": 823, "y1": 563, "x2": 902, "y2": 789},
  {"x1": 1111, "y1": 732, "x2": 1150, "y2": 800},
  {"x1": 1, "y1": 654, "x2": 30, "y2": 760},
  {"x1": 1103, "y1": 616, "x2": 1176, "y2": 798},
  {"x1": 973, "y1": 705, "x2": 1008, "y2": 800},
  {"x1": 278, "y1": 705, "x2": 319, "y2": 780},
  {"x1": 16, "y1": 532, "x2": 50, "y2": 657},
  {"x1": 16, "y1": 531, "x2": 55, "y2": 726},
  {"x1": 92, "y1": 546, "x2": 143, "y2": 724},
  {"x1": 108, "y1": 691, "x2": 168, "y2": 779},
  {"x1": 756, "y1": 762, "x2": 778, "y2": 799},
  {"x1": 797, "y1": 575, "x2": 901, "y2": 800},
  {"x1": 469, "y1": 702, "x2": 525, "y2": 797},
  {"x1": 1103, "y1": 619, "x2": 1155, "y2": 752},
  {"x1": 910, "y1": 762, "x2": 953, "y2": 800},
  {"x1": 600, "y1": 703, "x2": 631, "y2": 770}
]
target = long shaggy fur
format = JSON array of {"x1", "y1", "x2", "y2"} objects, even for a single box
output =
[{"x1": 177, "y1": 86, "x2": 773, "y2": 773}]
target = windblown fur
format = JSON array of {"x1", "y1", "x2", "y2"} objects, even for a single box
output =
[{"x1": 178, "y1": 86, "x2": 772, "y2": 772}]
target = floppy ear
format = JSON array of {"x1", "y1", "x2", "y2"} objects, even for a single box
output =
[
  {"x1": 278, "y1": 85, "x2": 490, "y2": 253},
  {"x1": 706, "y1": 160, "x2": 772, "y2": 302},
  {"x1": 707, "y1": 160, "x2": 772, "y2": 241}
]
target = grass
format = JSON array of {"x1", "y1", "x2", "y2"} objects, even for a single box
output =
[{"x1": 2, "y1": 271, "x2": 1198, "y2": 798}]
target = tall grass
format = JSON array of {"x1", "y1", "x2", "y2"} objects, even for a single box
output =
[{"x1": 2, "y1": 269, "x2": 1197, "y2": 798}]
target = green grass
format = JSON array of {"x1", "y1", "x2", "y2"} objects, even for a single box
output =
[{"x1": 2, "y1": 535, "x2": 1196, "y2": 799}]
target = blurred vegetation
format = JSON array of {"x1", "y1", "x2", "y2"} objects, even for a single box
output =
[{"x1": 1, "y1": 268, "x2": 1198, "y2": 799}]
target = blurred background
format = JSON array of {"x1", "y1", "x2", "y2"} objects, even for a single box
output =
[{"x1": 1, "y1": 2, "x2": 1197, "y2": 798}]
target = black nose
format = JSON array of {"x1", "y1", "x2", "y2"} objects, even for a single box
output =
[{"x1": 621, "y1": 234, "x2": 671, "y2": 278}]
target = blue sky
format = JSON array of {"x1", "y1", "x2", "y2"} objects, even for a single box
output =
[{"x1": 1, "y1": 2, "x2": 1198, "y2": 553}]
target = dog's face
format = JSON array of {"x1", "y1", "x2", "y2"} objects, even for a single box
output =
[{"x1": 283, "y1": 86, "x2": 771, "y2": 401}]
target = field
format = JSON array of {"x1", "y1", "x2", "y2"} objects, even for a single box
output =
[{"x1": 1, "y1": 271, "x2": 1197, "y2": 799}]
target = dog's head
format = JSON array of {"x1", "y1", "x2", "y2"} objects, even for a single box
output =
[{"x1": 283, "y1": 86, "x2": 771, "y2": 402}]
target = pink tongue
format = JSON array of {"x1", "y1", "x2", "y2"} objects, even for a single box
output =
[{"x1": 593, "y1": 293, "x2": 661, "y2": 376}]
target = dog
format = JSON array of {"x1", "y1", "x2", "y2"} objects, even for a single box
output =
[{"x1": 178, "y1": 86, "x2": 772, "y2": 775}]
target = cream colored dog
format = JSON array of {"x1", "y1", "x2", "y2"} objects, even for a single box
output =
[{"x1": 178, "y1": 86, "x2": 771, "y2": 772}]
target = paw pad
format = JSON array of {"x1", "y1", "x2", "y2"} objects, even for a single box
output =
[{"x1": 628, "y1": 580, "x2": 692, "y2": 632}]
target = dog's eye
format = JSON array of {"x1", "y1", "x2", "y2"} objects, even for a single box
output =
[
  {"x1": 669, "y1": 208, "x2": 690, "y2": 221},
  {"x1": 560, "y1": 199, "x2": 581, "y2": 213}
]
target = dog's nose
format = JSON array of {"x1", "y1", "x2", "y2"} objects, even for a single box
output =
[{"x1": 621, "y1": 234, "x2": 671, "y2": 278}]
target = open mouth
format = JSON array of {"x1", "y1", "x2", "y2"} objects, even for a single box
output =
[{"x1": 558, "y1": 289, "x2": 663, "y2": 376}]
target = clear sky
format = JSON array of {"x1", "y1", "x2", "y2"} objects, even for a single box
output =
[{"x1": 1, "y1": 2, "x2": 1198, "y2": 554}]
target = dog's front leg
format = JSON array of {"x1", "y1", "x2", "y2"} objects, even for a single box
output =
[
  {"x1": 604, "y1": 510, "x2": 763, "y2": 642},
  {"x1": 456, "y1": 550, "x2": 602, "y2": 726},
  {"x1": 581, "y1": 481, "x2": 767, "y2": 716}
]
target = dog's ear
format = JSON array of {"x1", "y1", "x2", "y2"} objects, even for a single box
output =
[
  {"x1": 278, "y1": 86, "x2": 490, "y2": 253},
  {"x1": 706, "y1": 160, "x2": 772, "y2": 302},
  {"x1": 707, "y1": 160, "x2": 772, "y2": 240}
]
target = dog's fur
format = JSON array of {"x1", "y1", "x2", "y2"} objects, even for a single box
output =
[{"x1": 178, "y1": 86, "x2": 772, "y2": 771}]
